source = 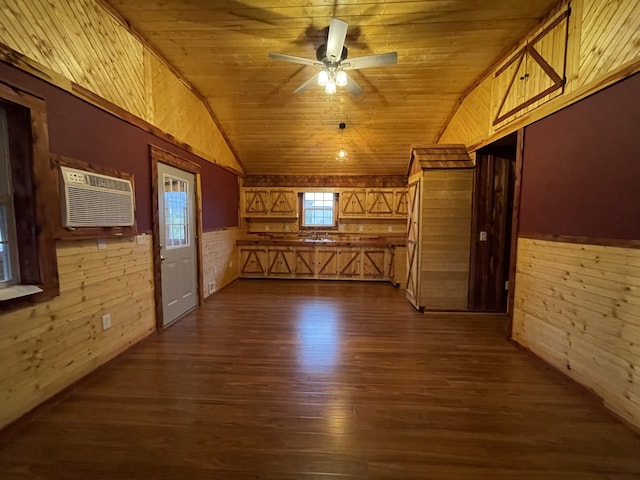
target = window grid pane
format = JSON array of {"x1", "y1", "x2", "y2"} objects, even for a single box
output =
[
  {"x1": 164, "y1": 175, "x2": 190, "y2": 248},
  {"x1": 302, "y1": 192, "x2": 335, "y2": 226}
]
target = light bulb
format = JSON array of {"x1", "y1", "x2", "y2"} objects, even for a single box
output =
[
  {"x1": 336, "y1": 70, "x2": 347, "y2": 87},
  {"x1": 325, "y1": 80, "x2": 337, "y2": 95},
  {"x1": 338, "y1": 149, "x2": 347, "y2": 158},
  {"x1": 317, "y1": 69, "x2": 328, "y2": 86}
]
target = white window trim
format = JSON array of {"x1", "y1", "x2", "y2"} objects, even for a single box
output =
[{"x1": 301, "y1": 192, "x2": 337, "y2": 228}]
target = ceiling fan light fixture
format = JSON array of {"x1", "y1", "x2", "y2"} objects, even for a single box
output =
[
  {"x1": 325, "y1": 79, "x2": 337, "y2": 95},
  {"x1": 336, "y1": 70, "x2": 348, "y2": 87},
  {"x1": 317, "y1": 69, "x2": 328, "y2": 86}
]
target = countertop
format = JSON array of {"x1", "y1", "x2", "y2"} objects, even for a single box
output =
[{"x1": 237, "y1": 236, "x2": 406, "y2": 247}]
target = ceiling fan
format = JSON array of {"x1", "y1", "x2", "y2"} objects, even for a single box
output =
[{"x1": 268, "y1": 18, "x2": 397, "y2": 96}]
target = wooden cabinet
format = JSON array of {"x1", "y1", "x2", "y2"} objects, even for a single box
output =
[
  {"x1": 339, "y1": 190, "x2": 367, "y2": 217},
  {"x1": 269, "y1": 190, "x2": 296, "y2": 216},
  {"x1": 267, "y1": 247, "x2": 294, "y2": 275},
  {"x1": 239, "y1": 247, "x2": 267, "y2": 276},
  {"x1": 238, "y1": 241, "x2": 402, "y2": 282},
  {"x1": 406, "y1": 146, "x2": 474, "y2": 311},
  {"x1": 243, "y1": 189, "x2": 297, "y2": 217},
  {"x1": 362, "y1": 248, "x2": 386, "y2": 279},
  {"x1": 338, "y1": 248, "x2": 362, "y2": 277},
  {"x1": 339, "y1": 188, "x2": 407, "y2": 219},
  {"x1": 366, "y1": 190, "x2": 394, "y2": 216},
  {"x1": 492, "y1": 6, "x2": 569, "y2": 126},
  {"x1": 394, "y1": 189, "x2": 408, "y2": 216},
  {"x1": 244, "y1": 189, "x2": 269, "y2": 215},
  {"x1": 316, "y1": 248, "x2": 339, "y2": 277},
  {"x1": 294, "y1": 247, "x2": 315, "y2": 277}
]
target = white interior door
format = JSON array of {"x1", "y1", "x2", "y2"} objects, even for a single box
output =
[{"x1": 158, "y1": 163, "x2": 198, "y2": 326}]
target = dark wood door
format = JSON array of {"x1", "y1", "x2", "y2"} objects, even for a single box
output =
[{"x1": 468, "y1": 146, "x2": 515, "y2": 312}]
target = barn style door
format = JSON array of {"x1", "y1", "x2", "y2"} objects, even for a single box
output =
[{"x1": 405, "y1": 180, "x2": 421, "y2": 309}]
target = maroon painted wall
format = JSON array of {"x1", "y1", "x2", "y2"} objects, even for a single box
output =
[
  {"x1": 520, "y1": 72, "x2": 640, "y2": 240},
  {"x1": 0, "y1": 62, "x2": 239, "y2": 233}
]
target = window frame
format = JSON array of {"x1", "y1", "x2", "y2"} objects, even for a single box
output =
[
  {"x1": 299, "y1": 191, "x2": 338, "y2": 230},
  {"x1": 0, "y1": 82, "x2": 59, "y2": 310}
]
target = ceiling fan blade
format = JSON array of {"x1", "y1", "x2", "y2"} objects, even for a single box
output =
[
  {"x1": 326, "y1": 18, "x2": 348, "y2": 62},
  {"x1": 344, "y1": 73, "x2": 363, "y2": 96},
  {"x1": 342, "y1": 52, "x2": 398, "y2": 70},
  {"x1": 268, "y1": 52, "x2": 320, "y2": 67},
  {"x1": 294, "y1": 73, "x2": 320, "y2": 94}
]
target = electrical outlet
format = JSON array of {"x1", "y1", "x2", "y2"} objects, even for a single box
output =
[
  {"x1": 284, "y1": 224, "x2": 290, "y2": 231},
  {"x1": 208, "y1": 282, "x2": 215, "y2": 294},
  {"x1": 97, "y1": 239, "x2": 107, "y2": 250},
  {"x1": 388, "y1": 226, "x2": 393, "y2": 232},
  {"x1": 359, "y1": 225, "x2": 364, "y2": 232},
  {"x1": 101, "y1": 314, "x2": 111, "y2": 330},
  {"x1": 136, "y1": 233, "x2": 146, "y2": 245},
  {"x1": 265, "y1": 225, "x2": 269, "y2": 231}
]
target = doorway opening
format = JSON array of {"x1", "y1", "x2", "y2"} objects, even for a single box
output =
[{"x1": 468, "y1": 132, "x2": 519, "y2": 313}]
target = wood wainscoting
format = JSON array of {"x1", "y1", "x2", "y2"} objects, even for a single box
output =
[
  {"x1": 0, "y1": 236, "x2": 155, "y2": 429},
  {"x1": 513, "y1": 236, "x2": 640, "y2": 429},
  {"x1": 1, "y1": 280, "x2": 640, "y2": 478}
]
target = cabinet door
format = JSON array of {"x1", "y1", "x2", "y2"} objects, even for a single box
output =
[
  {"x1": 405, "y1": 180, "x2": 421, "y2": 308},
  {"x1": 362, "y1": 248, "x2": 386, "y2": 279},
  {"x1": 269, "y1": 190, "x2": 297, "y2": 216},
  {"x1": 339, "y1": 190, "x2": 366, "y2": 217},
  {"x1": 366, "y1": 190, "x2": 394, "y2": 216},
  {"x1": 239, "y1": 247, "x2": 267, "y2": 276},
  {"x1": 268, "y1": 247, "x2": 294, "y2": 275},
  {"x1": 244, "y1": 190, "x2": 269, "y2": 215},
  {"x1": 393, "y1": 189, "x2": 408, "y2": 217},
  {"x1": 338, "y1": 248, "x2": 361, "y2": 278},
  {"x1": 316, "y1": 248, "x2": 338, "y2": 277},
  {"x1": 294, "y1": 247, "x2": 315, "y2": 277},
  {"x1": 492, "y1": 7, "x2": 569, "y2": 126}
]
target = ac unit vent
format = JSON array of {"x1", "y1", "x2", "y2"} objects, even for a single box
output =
[{"x1": 60, "y1": 166, "x2": 135, "y2": 228}]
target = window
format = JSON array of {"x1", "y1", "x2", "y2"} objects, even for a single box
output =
[
  {"x1": 0, "y1": 107, "x2": 19, "y2": 287},
  {"x1": 302, "y1": 192, "x2": 336, "y2": 227},
  {"x1": 0, "y1": 84, "x2": 59, "y2": 308},
  {"x1": 164, "y1": 175, "x2": 190, "y2": 247}
]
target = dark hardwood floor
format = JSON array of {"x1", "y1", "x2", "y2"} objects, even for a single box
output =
[{"x1": 1, "y1": 279, "x2": 640, "y2": 479}]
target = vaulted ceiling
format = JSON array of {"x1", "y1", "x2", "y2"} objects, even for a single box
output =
[{"x1": 106, "y1": 0, "x2": 559, "y2": 176}]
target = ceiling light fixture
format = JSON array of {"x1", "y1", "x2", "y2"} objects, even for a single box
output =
[
  {"x1": 318, "y1": 66, "x2": 347, "y2": 94},
  {"x1": 336, "y1": 122, "x2": 348, "y2": 161}
]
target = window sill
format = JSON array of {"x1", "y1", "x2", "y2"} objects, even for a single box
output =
[{"x1": 0, "y1": 284, "x2": 44, "y2": 301}]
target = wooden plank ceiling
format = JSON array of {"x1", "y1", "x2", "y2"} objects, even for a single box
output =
[{"x1": 105, "y1": 0, "x2": 559, "y2": 176}]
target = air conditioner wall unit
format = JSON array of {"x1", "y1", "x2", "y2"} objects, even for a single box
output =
[{"x1": 60, "y1": 166, "x2": 135, "y2": 228}]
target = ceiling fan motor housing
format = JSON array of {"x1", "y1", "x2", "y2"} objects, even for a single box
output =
[{"x1": 316, "y1": 44, "x2": 348, "y2": 64}]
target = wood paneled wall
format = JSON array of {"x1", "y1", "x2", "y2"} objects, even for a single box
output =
[
  {"x1": 0, "y1": 0, "x2": 241, "y2": 173},
  {"x1": 418, "y1": 170, "x2": 473, "y2": 310},
  {"x1": 0, "y1": 237, "x2": 155, "y2": 429},
  {"x1": 202, "y1": 228, "x2": 243, "y2": 298},
  {"x1": 439, "y1": 0, "x2": 640, "y2": 148},
  {"x1": 513, "y1": 238, "x2": 640, "y2": 428},
  {"x1": 148, "y1": 54, "x2": 238, "y2": 172},
  {"x1": 0, "y1": 0, "x2": 148, "y2": 120}
]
